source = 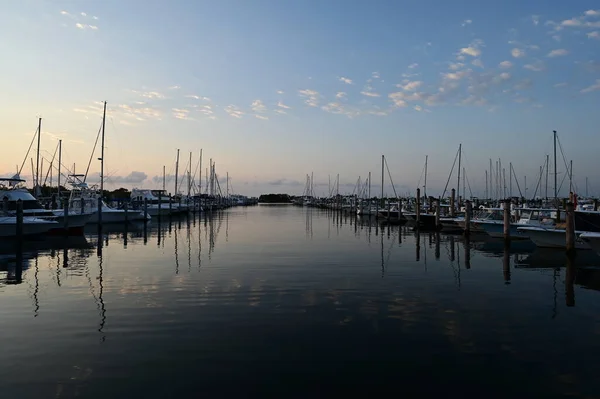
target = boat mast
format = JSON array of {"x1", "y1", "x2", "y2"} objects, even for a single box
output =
[
  {"x1": 199, "y1": 149, "x2": 203, "y2": 196},
  {"x1": 174, "y1": 148, "x2": 180, "y2": 196},
  {"x1": 456, "y1": 144, "x2": 462, "y2": 203},
  {"x1": 509, "y1": 162, "x2": 513, "y2": 198},
  {"x1": 57, "y1": 139, "x2": 62, "y2": 199},
  {"x1": 368, "y1": 171, "x2": 371, "y2": 200},
  {"x1": 545, "y1": 154, "x2": 549, "y2": 202},
  {"x1": 381, "y1": 155, "x2": 384, "y2": 206},
  {"x1": 36, "y1": 117, "x2": 41, "y2": 195},
  {"x1": 226, "y1": 172, "x2": 229, "y2": 198},
  {"x1": 100, "y1": 101, "x2": 106, "y2": 196},
  {"x1": 553, "y1": 130, "x2": 558, "y2": 201},
  {"x1": 485, "y1": 170, "x2": 488, "y2": 200},
  {"x1": 424, "y1": 155, "x2": 428, "y2": 199},
  {"x1": 586, "y1": 177, "x2": 588, "y2": 197},
  {"x1": 569, "y1": 160, "x2": 573, "y2": 194},
  {"x1": 188, "y1": 152, "x2": 192, "y2": 198},
  {"x1": 489, "y1": 158, "x2": 493, "y2": 201},
  {"x1": 162, "y1": 166, "x2": 166, "y2": 191}
]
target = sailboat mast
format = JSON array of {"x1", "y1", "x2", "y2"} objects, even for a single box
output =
[
  {"x1": 162, "y1": 166, "x2": 166, "y2": 191},
  {"x1": 100, "y1": 102, "x2": 106, "y2": 195},
  {"x1": 553, "y1": 130, "x2": 558, "y2": 201},
  {"x1": 489, "y1": 158, "x2": 493, "y2": 200},
  {"x1": 188, "y1": 152, "x2": 192, "y2": 197},
  {"x1": 485, "y1": 170, "x2": 488, "y2": 200},
  {"x1": 456, "y1": 144, "x2": 462, "y2": 203},
  {"x1": 57, "y1": 139, "x2": 62, "y2": 199},
  {"x1": 569, "y1": 160, "x2": 573, "y2": 194},
  {"x1": 381, "y1": 155, "x2": 384, "y2": 205},
  {"x1": 36, "y1": 117, "x2": 41, "y2": 194},
  {"x1": 509, "y1": 163, "x2": 513, "y2": 198},
  {"x1": 199, "y1": 149, "x2": 203, "y2": 196},
  {"x1": 368, "y1": 171, "x2": 371, "y2": 200},
  {"x1": 226, "y1": 172, "x2": 229, "y2": 198},
  {"x1": 545, "y1": 154, "x2": 549, "y2": 202},
  {"x1": 424, "y1": 155, "x2": 428, "y2": 199},
  {"x1": 175, "y1": 149, "x2": 180, "y2": 196}
]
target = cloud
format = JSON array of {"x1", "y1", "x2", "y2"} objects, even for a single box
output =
[
  {"x1": 499, "y1": 60, "x2": 513, "y2": 69},
  {"x1": 60, "y1": 11, "x2": 73, "y2": 17},
  {"x1": 298, "y1": 89, "x2": 319, "y2": 107},
  {"x1": 276, "y1": 90, "x2": 284, "y2": 94},
  {"x1": 547, "y1": 49, "x2": 568, "y2": 57},
  {"x1": 388, "y1": 92, "x2": 408, "y2": 108},
  {"x1": 585, "y1": 10, "x2": 600, "y2": 17},
  {"x1": 414, "y1": 105, "x2": 423, "y2": 111},
  {"x1": 335, "y1": 91, "x2": 347, "y2": 99},
  {"x1": 251, "y1": 99, "x2": 267, "y2": 113},
  {"x1": 511, "y1": 48, "x2": 526, "y2": 58},
  {"x1": 472, "y1": 59, "x2": 484, "y2": 68},
  {"x1": 75, "y1": 23, "x2": 98, "y2": 30},
  {"x1": 81, "y1": 12, "x2": 87, "y2": 17},
  {"x1": 87, "y1": 171, "x2": 148, "y2": 184},
  {"x1": 581, "y1": 79, "x2": 600, "y2": 93},
  {"x1": 339, "y1": 77, "x2": 353, "y2": 84},
  {"x1": 224, "y1": 105, "x2": 244, "y2": 118},
  {"x1": 398, "y1": 80, "x2": 423, "y2": 91},
  {"x1": 461, "y1": 19, "x2": 472, "y2": 27},
  {"x1": 588, "y1": 31, "x2": 600, "y2": 39},
  {"x1": 130, "y1": 90, "x2": 165, "y2": 99},
  {"x1": 460, "y1": 46, "x2": 481, "y2": 57},
  {"x1": 172, "y1": 108, "x2": 191, "y2": 120},
  {"x1": 523, "y1": 61, "x2": 545, "y2": 72},
  {"x1": 408, "y1": 63, "x2": 419, "y2": 69},
  {"x1": 449, "y1": 62, "x2": 465, "y2": 70},
  {"x1": 255, "y1": 115, "x2": 268, "y2": 120},
  {"x1": 168, "y1": 85, "x2": 181, "y2": 90},
  {"x1": 532, "y1": 15, "x2": 540, "y2": 26},
  {"x1": 513, "y1": 79, "x2": 533, "y2": 90},
  {"x1": 372, "y1": 71, "x2": 380, "y2": 79},
  {"x1": 360, "y1": 90, "x2": 380, "y2": 97},
  {"x1": 554, "y1": 82, "x2": 568, "y2": 88},
  {"x1": 267, "y1": 178, "x2": 302, "y2": 186},
  {"x1": 277, "y1": 101, "x2": 291, "y2": 109},
  {"x1": 185, "y1": 94, "x2": 211, "y2": 101}
]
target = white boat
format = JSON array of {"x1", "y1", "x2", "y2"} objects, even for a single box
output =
[
  {"x1": 0, "y1": 216, "x2": 59, "y2": 237},
  {"x1": 580, "y1": 232, "x2": 600, "y2": 255},
  {"x1": 516, "y1": 226, "x2": 591, "y2": 250},
  {"x1": 130, "y1": 189, "x2": 176, "y2": 217},
  {"x1": 0, "y1": 177, "x2": 93, "y2": 234},
  {"x1": 68, "y1": 177, "x2": 147, "y2": 224}
]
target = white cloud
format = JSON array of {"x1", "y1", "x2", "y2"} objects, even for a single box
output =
[
  {"x1": 588, "y1": 31, "x2": 600, "y2": 39},
  {"x1": 554, "y1": 82, "x2": 568, "y2": 88},
  {"x1": 321, "y1": 102, "x2": 348, "y2": 116},
  {"x1": 408, "y1": 63, "x2": 419, "y2": 69},
  {"x1": 298, "y1": 89, "x2": 319, "y2": 107},
  {"x1": 414, "y1": 105, "x2": 423, "y2": 111},
  {"x1": 585, "y1": 10, "x2": 600, "y2": 17},
  {"x1": 532, "y1": 15, "x2": 540, "y2": 26},
  {"x1": 81, "y1": 12, "x2": 87, "y2": 17},
  {"x1": 75, "y1": 23, "x2": 85, "y2": 29},
  {"x1": 276, "y1": 90, "x2": 284, "y2": 94},
  {"x1": 251, "y1": 99, "x2": 267, "y2": 113},
  {"x1": 372, "y1": 71, "x2": 380, "y2": 79},
  {"x1": 511, "y1": 48, "x2": 526, "y2": 58},
  {"x1": 499, "y1": 60, "x2": 513, "y2": 69},
  {"x1": 552, "y1": 35, "x2": 561, "y2": 42},
  {"x1": 472, "y1": 59, "x2": 484, "y2": 68},
  {"x1": 255, "y1": 115, "x2": 268, "y2": 120},
  {"x1": 185, "y1": 94, "x2": 210, "y2": 101},
  {"x1": 581, "y1": 79, "x2": 600, "y2": 93},
  {"x1": 443, "y1": 70, "x2": 469, "y2": 80},
  {"x1": 449, "y1": 62, "x2": 464, "y2": 70},
  {"x1": 168, "y1": 85, "x2": 181, "y2": 90},
  {"x1": 398, "y1": 80, "x2": 423, "y2": 91},
  {"x1": 461, "y1": 19, "x2": 472, "y2": 27},
  {"x1": 523, "y1": 61, "x2": 545, "y2": 72},
  {"x1": 92, "y1": 16, "x2": 99, "y2": 20},
  {"x1": 224, "y1": 105, "x2": 244, "y2": 118},
  {"x1": 172, "y1": 108, "x2": 191, "y2": 120},
  {"x1": 277, "y1": 101, "x2": 291, "y2": 109},
  {"x1": 360, "y1": 91, "x2": 380, "y2": 97},
  {"x1": 60, "y1": 10, "x2": 72, "y2": 17},
  {"x1": 335, "y1": 91, "x2": 347, "y2": 99},
  {"x1": 460, "y1": 46, "x2": 481, "y2": 57},
  {"x1": 561, "y1": 18, "x2": 582, "y2": 27},
  {"x1": 388, "y1": 92, "x2": 408, "y2": 108},
  {"x1": 547, "y1": 49, "x2": 568, "y2": 57},
  {"x1": 339, "y1": 77, "x2": 353, "y2": 84}
]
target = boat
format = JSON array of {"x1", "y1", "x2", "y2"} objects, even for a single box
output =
[
  {"x1": 130, "y1": 189, "x2": 175, "y2": 217},
  {"x1": 580, "y1": 232, "x2": 600, "y2": 255},
  {"x1": 0, "y1": 216, "x2": 58, "y2": 237},
  {"x1": 516, "y1": 226, "x2": 591, "y2": 250},
  {"x1": 0, "y1": 177, "x2": 93, "y2": 234}
]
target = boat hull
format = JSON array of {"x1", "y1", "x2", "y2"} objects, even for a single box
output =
[
  {"x1": 0, "y1": 217, "x2": 58, "y2": 237},
  {"x1": 517, "y1": 227, "x2": 590, "y2": 250}
]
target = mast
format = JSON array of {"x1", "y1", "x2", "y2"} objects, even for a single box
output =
[
  {"x1": 36, "y1": 117, "x2": 41, "y2": 195},
  {"x1": 524, "y1": 176, "x2": 527, "y2": 200},
  {"x1": 569, "y1": 160, "x2": 573, "y2": 194},
  {"x1": 311, "y1": 172, "x2": 314, "y2": 197},
  {"x1": 100, "y1": 102, "x2": 106, "y2": 196},
  {"x1": 381, "y1": 155, "x2": 384, "y2": 206},
  {"x1": 424, "y1": 155, "x2": 428, "y2": 199},
  {"x1": 336, "y1": 173, "x2": 339, "y2": 197},
  {"x1": 188, "y1": 152, "x2": 192, "y2": 197},
  {"x1": 586, "y1": 177, "x2": 588, "y2": 198},
  {"x1": 489, "y1": 159, "x2": 493, "y2": 200},
  {"x1": 199, "y1": 149, "x2": 203, "y2": 196},
  {"x1": 553, "y1": 130, "x2": 558, "y2": 201},
  {"x1": 456, "y1": 144, "x2": 462, "y2": 203},
  {"x1": 509, "y1": 163, "x2": 513, "y2": 198},
  {"x1": 545, "y1": 154, "x2": 549, "y2": 202},
  {"x1": 174, "y1": 149, "x2": 180, "y2": 196},
  {"x1": 226, "y1": 172, "x2": 229, "y2": 198},
  {"x1": 162, "y1": 166, "x2": 166, "y2": 191},
  {"x1": 368, "y1": 171, "x2": 371, "y2": 200},
  {"x1": 57, "y1": 139, "x2": 62, "y2": 199},
  {"x1": 463, "y1": 167, "x2": 466, "y2": 201},
  {"x1": 485, "y1": 170, "x2": 488, "y2": 200}
]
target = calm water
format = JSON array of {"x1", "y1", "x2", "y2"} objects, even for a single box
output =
[{"x1": 2, "y1": 205, "x2": 600, "y2": 398}]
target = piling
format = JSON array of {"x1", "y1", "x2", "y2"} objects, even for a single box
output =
[
  {"x1": 503, "y1": 199, "x2": 511, "y2": 242},
  {"x1": 464, "y1": 200, "x2": 471, "y2": 236},
  {"x1": 435, "y1": 200, "x2": 441, "y2": 229},
  {"x1": 565, "y1": 201, "x2": 576, "y2": 253},
  {"x1": 450, "y1": 188, "x2": 456, "y2": 218},
  {"x1": 416, "y1": 188, "x2": 421, "y2": 227},
  {"x1": 16, "y1": 200, "x2": 23, "y2": 240},
  {"x1": 594, "y1": 199, "x2": 598, "y2": 212},
  {"x1": 144, "y1": 198, "x2": 149, "y2": 220},
  {"x1": 124, "y1": 202, "x2": 128, "y2": 223},
  {"x1": 169, "y1": 195, "x2": 173, "y2": 217},
  {"x1": 63, "y1": 201, "x2": 69, "y2": 232}
]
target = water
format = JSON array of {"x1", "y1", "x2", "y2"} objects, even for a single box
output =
[{"x1": 1, "y1": 205, "x2": 600, "y2": 398}]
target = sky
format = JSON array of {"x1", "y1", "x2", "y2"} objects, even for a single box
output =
[{"x1": 1, "y1": 0, "x2": 599, "y2": 198}]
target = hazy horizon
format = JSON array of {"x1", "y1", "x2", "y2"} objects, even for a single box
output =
[{"x1": 2, "y1": 1, "x2": 599, "y2": 197}]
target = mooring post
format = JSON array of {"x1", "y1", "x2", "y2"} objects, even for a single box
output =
[
  {"x1": 566, "y1": 201, "x2": 576, "y2": 254},
  {"x1": 416, "y1": 188, "x2": 421, "y2": 227},
  {"x1": 450, "y1": 188, "x2": 456, "y2": 218},
  {"x1": 464, "y1": 200, "x2": 471, "y2": 236},
  {"x1": 16, "y1": 199, "x2": 23, "y2": 240},
  {"x1": 503, "y1": 199, "x2": 511, "y2": 242},
  {"x1": 64, "y1": 200, "x2": 69, "y2": 232},
  {"x1": 435, "y1": 200, "x2": 441, "y2": 229}
]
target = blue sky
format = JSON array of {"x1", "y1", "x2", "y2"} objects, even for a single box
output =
[{"x1": 1, "y1": 0, "x2": 599, "y2": 197}]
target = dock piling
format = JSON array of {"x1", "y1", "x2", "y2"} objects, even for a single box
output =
[
  {"x1": 450, "y1": 188, "x2": 456, "y2": 218},
  {"x1": 566, "y1": 201, "x2": 576, "y2": 253},
  {"x1": 464, "y1": 200, "x2": 471, "y2": 236},
  {"x1": 416, "y1": 188, "x2": 421, "y2": 227},
  {"x1": 503, "y1": 199, "x2": 511, "y2": 242},
  {"x1": 435, "y1": 200, "x2": 441, "y2": 229}
]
